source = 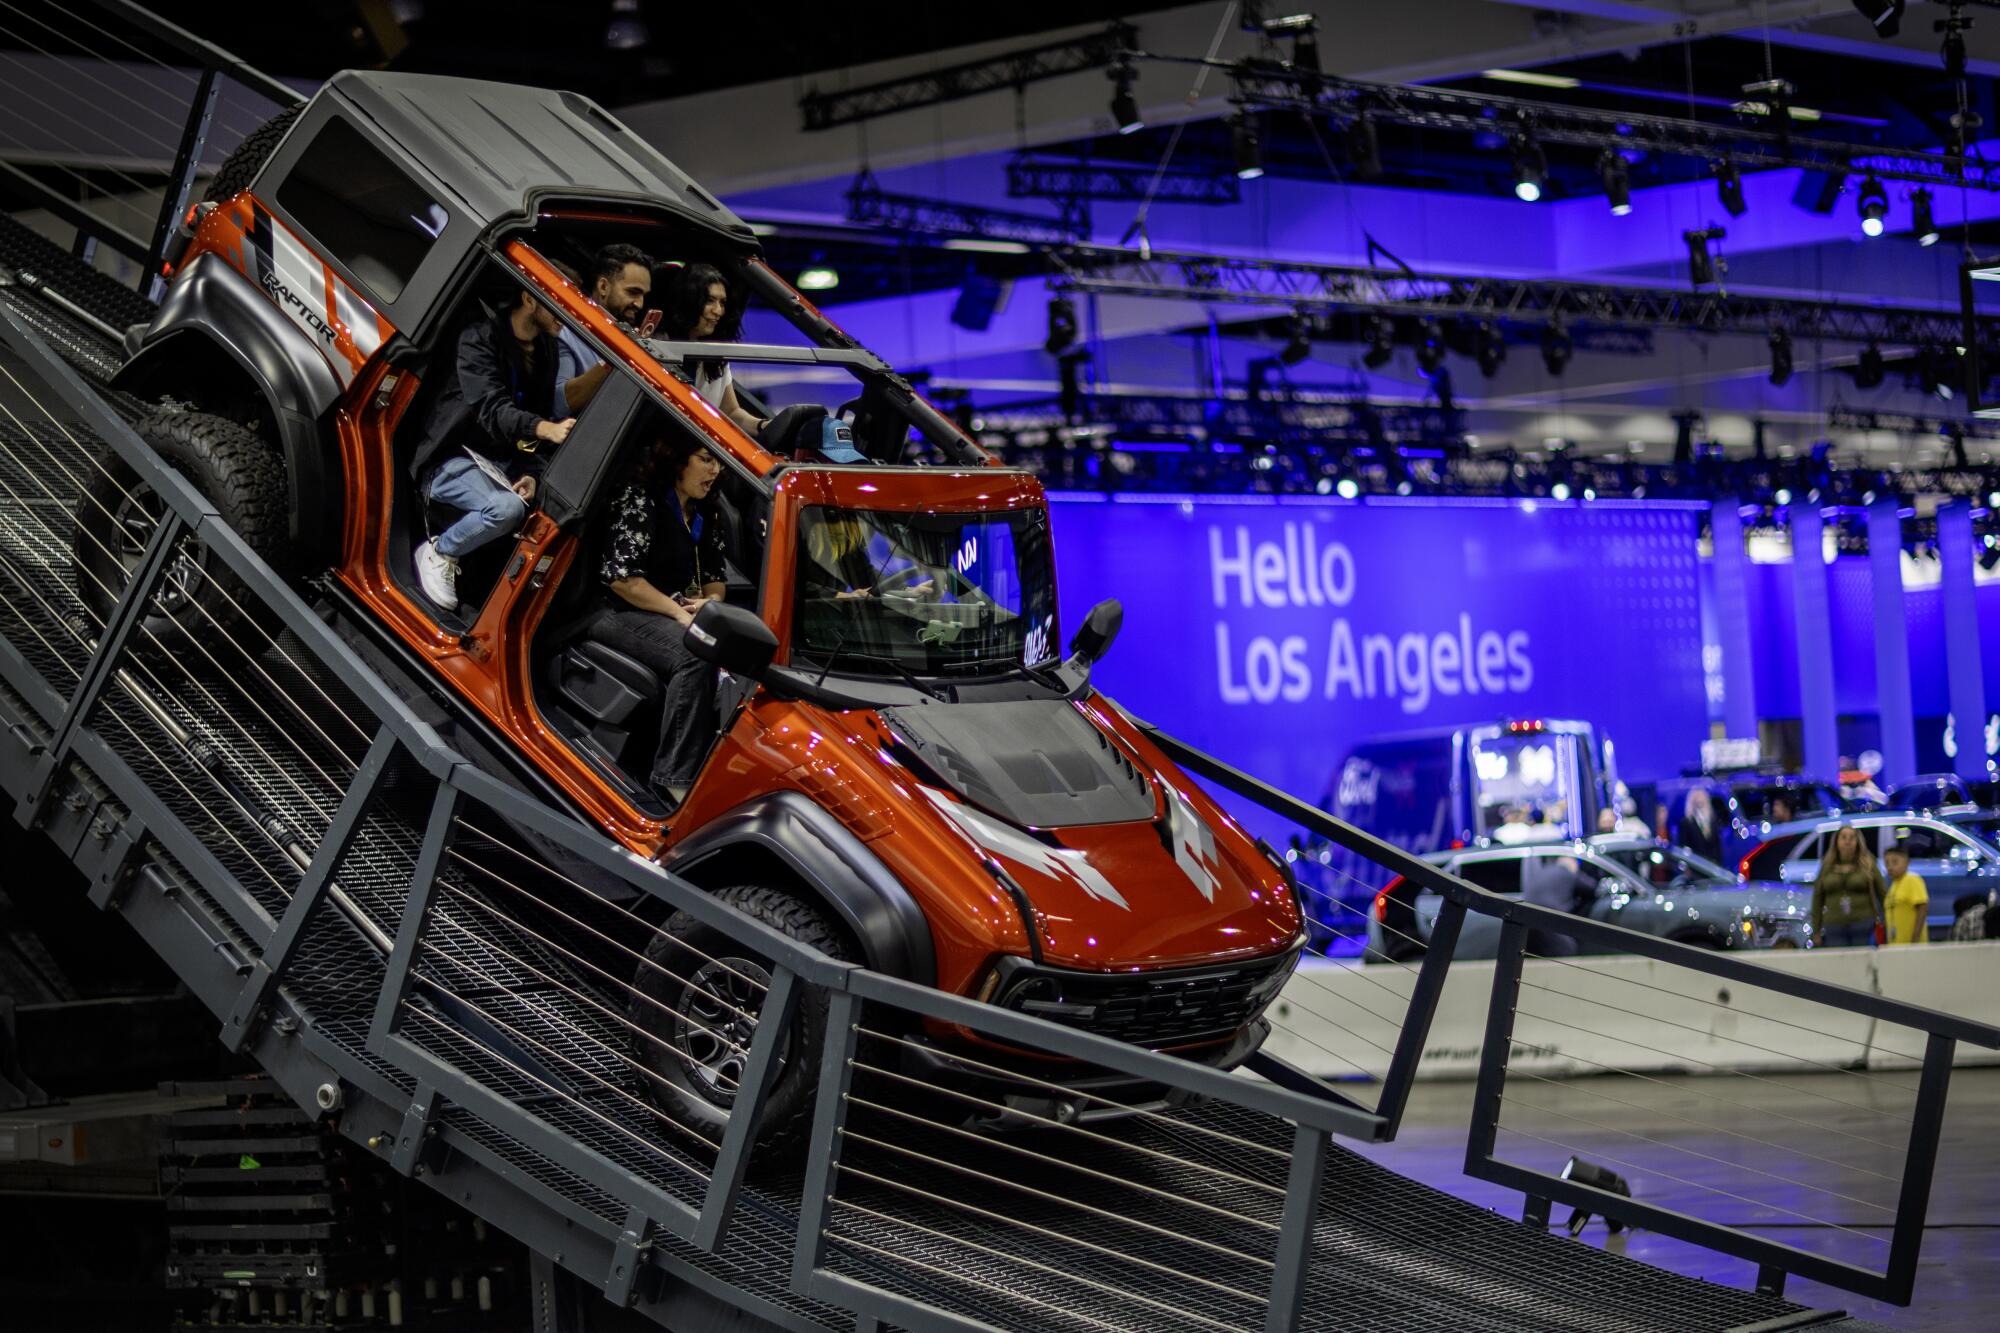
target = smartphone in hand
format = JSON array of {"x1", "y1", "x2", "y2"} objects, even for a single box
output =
[{"x1": 639, "y1": 308, "x2": 663, "y2": 337}]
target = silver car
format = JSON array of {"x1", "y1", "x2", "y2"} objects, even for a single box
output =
[
  {"x1": 1365, "y1": 835, "x2": 1812, "y2": 963},
  {"x1": 1766, "y1": 811, "x2": 2000, "y2": 939}
]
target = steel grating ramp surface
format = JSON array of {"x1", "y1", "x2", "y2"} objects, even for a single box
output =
[{"x1": 0, "y1": 234, "x2": 1881, "y2": 1333}]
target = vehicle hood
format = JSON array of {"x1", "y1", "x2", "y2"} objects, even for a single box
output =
[{"x1": 887, "y1": 698, "x2": 1303, "y2": 970}]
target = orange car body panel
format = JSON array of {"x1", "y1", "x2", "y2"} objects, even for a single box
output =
[{"x1": 176, "y1": 200, "x2": 1301, "y2": 1006}]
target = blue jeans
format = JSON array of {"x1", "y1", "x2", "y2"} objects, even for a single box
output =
[
  {"x1": 425, "y1": 456, "x2": 526, "y2": 559},
  {"x1": 1819, "y1": 922, "x2": 1877, "y2": 949}
]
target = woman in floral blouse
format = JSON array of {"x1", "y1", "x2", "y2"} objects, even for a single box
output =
[{"x1": 587, "y1": 433, "x2": 728, "y2": 803}]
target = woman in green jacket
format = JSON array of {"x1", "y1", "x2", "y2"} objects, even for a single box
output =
[{"x1": 1812, "y1": 824, "x2": 1884, "y2": 948}]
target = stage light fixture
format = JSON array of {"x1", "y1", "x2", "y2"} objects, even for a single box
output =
[
  {"x1": 1684, "y1": 227, "x2": 1724, "y2": 287},
  {"x1": 1854, "y1": 342, "x2": 1886, "y2": 389},
  {"x1": 796, "y1": 267, "x2": 839, "y2": 291},
  {"x1": 1262, "y1": 12, "x2": 1321, "y2": 73},
  {"x1": 1541, "y1": 318, "x2": 1573, "y2": 376},
  {"x1": 1044, "y1": 296, "x2": 1078, "y2": 355},
  {"x1": 1858, "y1": 176, "x2": 1888, "y2": 237},
  {"x1": 1598, "y1": 151, "x2": 1631, "y2": 216},
  {"x1": 1279, "y1": 311, "x2": 1313, "y2": 366},
  {"x1": 1941, "y1": 4, "x2": 1970, "y2": 80},
  {"x1": 1347, "y1": 114, "x2": 1383, "y2": 180},
  {"x1": 1476, "y1": 321, "x2": 1507, "y2": 378},
  {"x1": 1110, "y1": 61, "x2": 1143, "y2": 135},
  {"x1": 1712, "y1": 160, "x2": 1747, "y2": 217},
  {"x1": 1510, "y1": 133, "x2": 1548, "y2": 202},
  {"x1": 1913, "y1": 187, "x2": 1939, "y2": 246},
  {"x1": 1850, "y1": 0, "x2": 1906, "y2": 38},
  {"x1": 1551, "y1": 480, "x2": 1572, "y2": 502},
  {"x1": 1768, "y1": 328, "x2": 1794, "y2": 386},
  {"x1": 1231, "y1": 112, "x2": 1265, "y2": 180},
  {"x1": 1335, "y1": 476, "x2": 1361, "y2": 500},
  {"x1": 1362, "y1": 313, "x2": 1396, "y2": 368},
  {"x1": 1415, "y1": 318, "x2": 1446, "y2": 374},
  {"x1": 1560, "y1": 1156, "x2": 1633, "y2": 1236}
]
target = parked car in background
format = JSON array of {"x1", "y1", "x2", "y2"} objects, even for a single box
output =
[
  {"x1": 1364, "y1": 836, "x2": 1810, "y2": 963},
  {"x1": 1657, "y1": 773, "x2": 1845, "y2": 866},
  {"x1": 1758, "y1": 812, "x2": 2000, "y2": 940},
  {"x1": 1314, "y1": 719, "x2": 1617, "y2": 921},
  {"x1": 1886, "y1": 774, "x2": 2000, "y2": 813}
]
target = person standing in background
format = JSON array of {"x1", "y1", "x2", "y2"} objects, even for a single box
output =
[
  {"x1": 1811, "y1": 824, "x2": 1885, "y2": 948},
  {"x1": 1882, "y1": 844, "x2": 1930, "y2": 945},
  {"x1": 1680, "y1": 788, "x2": 1723, "y2": 864}
]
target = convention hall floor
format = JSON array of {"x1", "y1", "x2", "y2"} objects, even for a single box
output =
[{"x1": 1354, "y1": 1066, "x2": 2000, "y2": 1331}]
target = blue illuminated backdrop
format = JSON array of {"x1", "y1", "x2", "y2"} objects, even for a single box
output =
[{"x1": 1049, "y1": 494, "x2": 1710, "y2": 808}]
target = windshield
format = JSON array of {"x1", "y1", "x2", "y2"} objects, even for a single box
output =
[
  {"x1": 1598, "y1": 843, "x2": 1731, "y2": 889},
  {"x1": 791, "y1": 505, "x2": 1058, "y2": 677},
  {"x1": 1470, "y1": 730, "x2": 1578, "y2": 834}
]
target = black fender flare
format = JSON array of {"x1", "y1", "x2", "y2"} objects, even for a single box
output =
[
  {"x1": 662, "y1": 791, "x2": 936, "y2": 986},
  {"x1": 111, "y1": 251, "x2": 344, "y2": 566}
]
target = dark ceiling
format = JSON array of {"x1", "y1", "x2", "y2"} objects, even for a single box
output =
[{"x1": 123, "y1": 0, "x2": 1146, "y2": 105}]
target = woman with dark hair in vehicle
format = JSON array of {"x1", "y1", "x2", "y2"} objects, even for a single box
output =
[
  {"x1": 1811, "y1": 823, "x2": 1885, "y2": 948},
  {"x1": 656, "y1": 261, "x2": 766, "y2": 438},
  {"x1": 588, "y1": 433, "x2": 729, "y2": 804}
]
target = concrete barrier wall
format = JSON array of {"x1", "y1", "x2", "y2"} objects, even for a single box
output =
[{"x1": 1264, "y1": 940, "x2": 2000, "y2": 1082}]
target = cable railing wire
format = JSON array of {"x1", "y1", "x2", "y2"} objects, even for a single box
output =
[
  {"x1": 830, "y1": 1129, "x2": 1278, "y2": 1284},
  {"x1": 1495, "y1": 1086, "x2": 1899, "y2": 1218},
  {"x1": 1491, "y1": 1118, "x2": 1893, "y2": 1247},
  {"x1": 838, "y1": 1110, "x2": 1282, "y2": 1247},
  {"x1": 7, "y1": 0, "x2": 276, "y2": 145},
  {"x1": 853, "y1": 1023, "x2": 1290, "y2": 1161},
  {"x1": 827, "y1": 1189, "x2": 1261, "y2": 1333},
  {"x1": 850, "y1": 1059, "x2": 1289, "y2": 1201}
]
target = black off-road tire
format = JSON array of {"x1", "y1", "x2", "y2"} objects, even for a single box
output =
[
  {"x1": 632, "y1": 884, "x2": 857, "y2": 1157},
  {"x1": 71, "y1": 408, "x2": 289, "y2": 659},
  {"x1": 203, "y1": 104, "x2": 304, "y2": 204}
]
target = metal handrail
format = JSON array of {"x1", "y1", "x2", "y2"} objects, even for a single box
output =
[{"x1": 3, "y1": 288, "x2": 1994, "y2": 1317}]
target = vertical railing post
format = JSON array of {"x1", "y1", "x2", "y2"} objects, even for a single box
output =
[
  {"x1": 370, "y1": 779, "x2": 461, "y2": 1048},
  {"x1": 1264, "y1": 1121, "x2": 1328, "y2": 1333},
  {"x1": 18, "y1": 511, "x2": 185, "y2": 825},
  {"x1": 145, "y1": 66, "x2": 218, "y2": 300},
  {"x1": 1375, "y1": 896, "x2": 1465, "y2": 1135},
  {"x1": 695, "y1": 965, "x2": 801, "y2": 1251},
  {"x1": 222, "y1": 724, "x2": 399, "y2": 1051},
  {"x1": 1465, "y1": 919, "x2": 1527, "y2": 1172},
  {"x1": 791, "y1": 987, "x2": 861, "y2": 1298},
  {"x1": 1885, "y1": 1032, "x2": 1956, "y2": 1304}
]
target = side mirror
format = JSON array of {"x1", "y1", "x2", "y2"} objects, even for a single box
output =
[
  {"x1": 1067, "y1": 598, "x2": 1123, "y2": 667},
  {"x1": 685, "y1": 601, "x2": 777, "y2": 678}
]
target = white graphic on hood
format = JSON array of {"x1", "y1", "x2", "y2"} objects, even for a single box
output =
[
  {"x1": 919, "y1": 787, "x2": 1130, "y2": 910},
  {"x1": 1163, "y1": 783, "x2": 1222, "y2": 902}
]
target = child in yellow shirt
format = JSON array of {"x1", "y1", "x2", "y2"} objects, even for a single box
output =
[{"x1": 1882, "y1": 846, "x2": 1929, "y2": 946}]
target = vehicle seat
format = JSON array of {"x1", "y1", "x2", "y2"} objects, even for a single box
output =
[{"x1": 548, "y1": 639, "x2": 661, "y2": 760}]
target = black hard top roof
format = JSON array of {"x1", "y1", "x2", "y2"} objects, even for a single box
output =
[{"x1": 321, "y1": 70, "x2": 752, "y2": 240}]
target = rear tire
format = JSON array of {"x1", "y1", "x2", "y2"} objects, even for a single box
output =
[
  {"x1": 203, "y1": 105, "x2": 304, "y2": 204},
  {"x1": 630, "y1": 884, "x2": 856, "y2": 1156},
  {"x1": 71, "y1": 408, "x2": 289, "y2": 658}
]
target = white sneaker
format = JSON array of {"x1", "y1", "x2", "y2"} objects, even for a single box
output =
[{"x1": 415, "y1": 539, "x2": 459, "y2": 610}]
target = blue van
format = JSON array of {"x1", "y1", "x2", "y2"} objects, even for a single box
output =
[{"x1": 1296, "y1": 719, "x2": 1616, "y2": 947}]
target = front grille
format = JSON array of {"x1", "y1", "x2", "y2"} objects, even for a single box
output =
[{"x1": 992, "y1": 947, "x2": 1299, "y2": 1047}]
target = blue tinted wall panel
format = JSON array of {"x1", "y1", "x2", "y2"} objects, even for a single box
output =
[
  {"x1": 1709, "y1": 500, "x2": 1760, "y2": 738},
  {"x1": 1046, "y1": 495, "x2": 1709, "y2": 806},
  {"x1": 1938, "y1": 502, "x2": 1989, "y2": 780},
  {"x1": 1789, "y1": 507, "x2": 1840, "y2": 780},
  {"x1": 1867, "y1": 500, "x2": 1917, "y2": 784}
]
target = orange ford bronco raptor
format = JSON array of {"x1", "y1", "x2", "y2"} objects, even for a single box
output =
[{"x1": 84, "y1": 71, "x2": 1305, "y2": 1143}]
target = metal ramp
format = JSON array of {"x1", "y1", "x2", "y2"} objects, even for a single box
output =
[{"x1": 0, "y1": 10, "x2": 1994, "y2": 1331}]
